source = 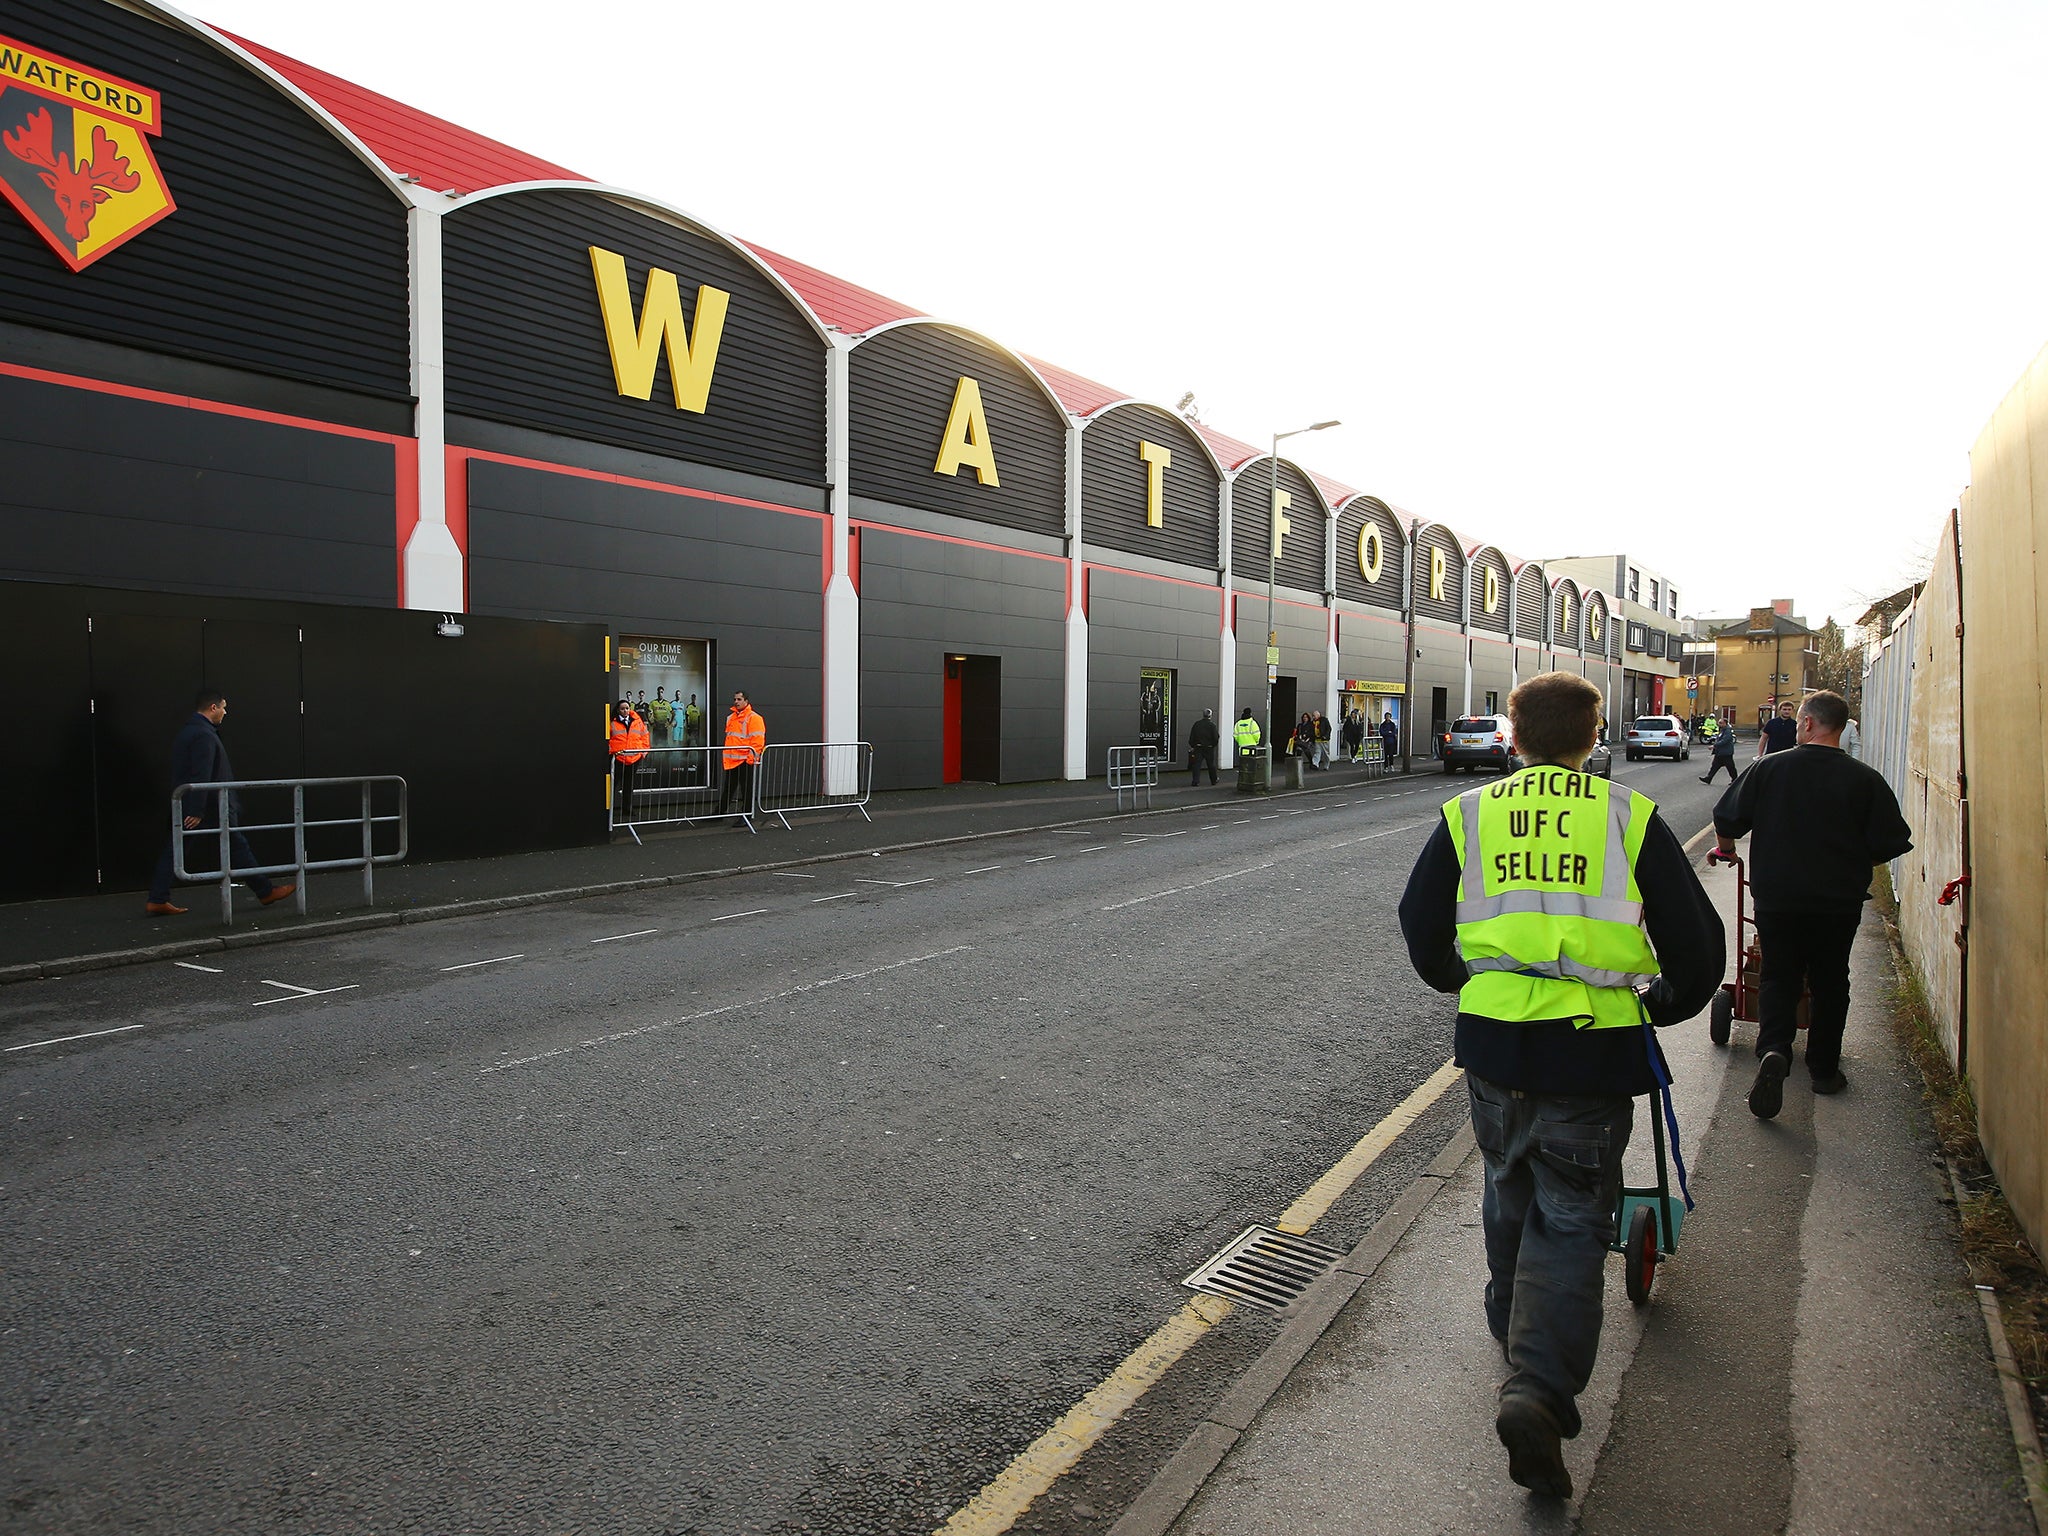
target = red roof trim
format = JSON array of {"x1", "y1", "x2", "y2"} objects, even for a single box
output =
[
  {"x1": 224, "y1": 32, "x2": 587, "y2": 194},
  {"x1": 744, "y1": 242, "x2": 923, "y2": 335}
]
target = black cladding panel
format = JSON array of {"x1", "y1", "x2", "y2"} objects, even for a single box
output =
[
  {"x1": 443, "y1": 191, "x2": 826, "y2": 489},
  {"x1": 1410, "y1": 523, "x2": 1464, "y2": 626},
  {"x1": 849, "y1": 325, "x2": 1066, "y2": 537},
  {"x1": 1470, "y1": 548, "x2": 1511, "y2": 634},
  {"x1": 0, "y1": 371, "x2": 398, "y2": 605},
  {"x1": 1334, "y1": 496, "x2": 1404, "y2": 611},
  {"x1": 1230, "y1": 459, "x2": 1325, "y2": 594},
  {"x1": 1515, "y1": 565, "x2": 1547, "y2": 640},
  {"x1": 1081, "y1": 404, "x2": 1220, "y2": 569},
  {"x1": 0, "y1": 1, "x2": 409, "y2": 399}
]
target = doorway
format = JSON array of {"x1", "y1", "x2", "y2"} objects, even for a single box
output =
[
  {"x1": 943, "y1": 654, "x2": 1002, "y2": 783},
  {"x1": 1269, "y1": 675, "x2": 1297, "y2": 758},
  {"x1": 1430, "y1": 686, "x2": 1449, "y2": 757}
]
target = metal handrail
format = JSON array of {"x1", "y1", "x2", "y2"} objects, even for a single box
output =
[
  {"x1": 1107, "y1": 746, "x2": 1161, "y2": 811},
  {"x1": 170, "y1": 775, "x2": 408, "y2": 925}
]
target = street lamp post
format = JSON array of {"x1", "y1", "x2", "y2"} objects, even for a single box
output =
[{"x1": 1263, "y1": 420, "x2": 1340, "y2": 789}]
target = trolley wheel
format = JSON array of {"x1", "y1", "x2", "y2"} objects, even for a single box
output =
[
  {"x1": 1624, "y1": 1205, "x2": 1657, "y2": 1307},
  {"x1": 1709, "y1": 988, "x2": 1734, "y2": 1046}
]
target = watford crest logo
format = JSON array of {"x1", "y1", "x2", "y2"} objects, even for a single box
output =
[{"x1": 0, "y1": 35, "x2": 173, "y2": 272}]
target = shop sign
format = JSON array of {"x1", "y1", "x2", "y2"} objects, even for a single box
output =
[
  {"x1": 0, "y1": 36, "x2": 173, "y2": 272},
  {"x1": 1139, "y1": 668, "x2": 1174, "y2": 758},
  {"x1": 1342, "y1": 678, "x2": 1403, "y2": 695}
]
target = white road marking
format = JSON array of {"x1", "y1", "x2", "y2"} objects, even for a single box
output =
[
  {"x1": 1232, "y1": 819, "x2": 1252, "y2": 825},
  {"x1": 1286, "y1": 809, "x2": 1308, "y2": 815},
  {"x1": 1260, "y1": 815, "x2": 1280, "y2": 821},
  {"x1": 1200, "y1": 824, "x2": 1219, "y2": 830},
  {"x1": 1147, "y1": 829, "x2": 1187, "y2": 838},
  {"x1": 855, "y1": 877, "x2": 935, "y2": 888},
  {"x1": 7, "y1": 1024, "x2": 146, "y2": 1052},
  {"x1": 1102, "y1": 861, "x2": 1276, "y2": 912},
  {"x1": 253, "y1": 985, "x2": 360, "y2": 1008},
  {"x1": 812, "y1": 891, "x2": 860, "y2": 902},
  {"x1": 1329, "y1": 822, "x2": 1430, "y2": 849},
  {"x1": 590, "y1": 929, "x2": 659, "y2": 944},
  {"x1": 261, "y1": 980, "x2": 316, "y2": 995},
  {"x1": 1024, "y1": 855, "x2": 1057, "y2": 863},
  {"x1": 481, "y1": 945, "x2": 974, "y2": 1073},
  {"x1": 770, "y1": 871, "x2": 817, "y2": 879},
  {"x1": 712, "y1": 908, "x2": 769, "y2": 922},
  {"x1": 1049, "y1": 830, "x2": 1095, "y2": 836},
  {"x1": 962, "y1": 865, "x2": 1003, "y2": 875},
  {"x1": 441, "y1": 955, "x2": 523, "y2": 972},
  {"x1": 1073, "y1": 846, "x2": 1107, "y2": 853},
  {"x1": 173, "y1": 961, "x2": 223, "y2": 974}
]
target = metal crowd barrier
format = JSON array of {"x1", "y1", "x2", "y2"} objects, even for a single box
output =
[
  {"x1": 755, "y1": 742, "x2": 874, "y2": 829},
  {"x1": 1357, "y1": 740, "x2": 1391, "y2": 778},
  {"x1": 612, "y1": 745, "x2": 755, "y2": 839},
  {"x1": 1108, "y1": 746, "x2": 1161, "y2": 811},
  {"x1": 170, "y1": 775, "x2": 408, "y2": 925}
]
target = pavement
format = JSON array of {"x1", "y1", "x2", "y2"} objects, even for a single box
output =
[
  {"x1": 0, "y1": 757, "x2": 1405, "y2": 981},
  {"x1": 1118, "y1": 845, "x2": 2041, "y2": 1536}
]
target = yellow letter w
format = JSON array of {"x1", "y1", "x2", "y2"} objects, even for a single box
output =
[{"x1": 589, "y1": 246, "x2": 730, "y2": 413}]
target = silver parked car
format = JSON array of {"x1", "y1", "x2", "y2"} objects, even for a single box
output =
[
  {"x1": 1444, "y1": 715, "x2": 1520, "y2": 774},
  {"x1": 1583, "y1": 735, "x2": 1613, "y2": 778},
  {"x1": 1624, "y1": 715, "x2": 1690, "y2": 762}
]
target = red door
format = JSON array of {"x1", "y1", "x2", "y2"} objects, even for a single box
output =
[{"x1": 942, "y1": 657, "x2": 963, "y2": 784}]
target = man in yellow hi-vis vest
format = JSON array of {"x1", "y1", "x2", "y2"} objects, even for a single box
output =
[
  {"x1": 1232, "y1": 708, "x2": 1263, "y2": 790},
  {"x1": 1399, "y1": 672, "x2": 1722, "y2": 1498}
]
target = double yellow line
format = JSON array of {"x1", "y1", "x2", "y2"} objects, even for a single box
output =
[{"x1": 937, "y1": 1059, "x2": 1466, "y2": 1535}]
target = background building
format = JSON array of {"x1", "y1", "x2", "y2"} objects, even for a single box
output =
[
  {"x1": 1543, "y1": 554, "x2": 1688, "y2": 725},
  {"x1": 1697, "y1": 602, "x2": 1819, "y2": 727}
]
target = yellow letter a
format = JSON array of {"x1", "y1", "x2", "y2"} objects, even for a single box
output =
[
  {"x1": 589, "y1": 245, "x2": 730, "y2": 413},
  {"x1": 934, "y1": 376, "x2": 1001, "y2": 485}
]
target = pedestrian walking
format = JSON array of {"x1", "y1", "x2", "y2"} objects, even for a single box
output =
[
  {"x1": 1699, "y1": 724, "x2": 1738, "y2": 785},
  {"x1": 608, "y1": 700, "x2": 650, "y2": 823},
  {"x1": 1711, "y1": 689, "x2": 1913, "y2": 1115},
  {"x1": 1759, "y1": 700, "x2": 1798, "y2": 755},
  {"x1": 719, "y1": 690, "x2": 766, "y2": 817},
  {"x1": 1294, "y1": 713, "x2": 1317, "y2": 768},
  {"x1": 1313, "y1": 710, "x2": 1332, "y2": 768},
  {"x1": 1187, "y1": 708, "x2": 1220, "y2": 786},
  {"x1": 1343, "y1": 710, "x2": 1364, "y2": 762},
  {"x1": 1233, "y1": 708, "x2": 1263, "y2": 789},
  {"x1": 144, "y1": 688, "x2": 295, "y2": 916},
  {"x1": 1398, "y1": 671, "x2": 1723, "y2": 1497},
  {"x1": 1378, "y1": 713, "x2": 1399, "y2": 771}
]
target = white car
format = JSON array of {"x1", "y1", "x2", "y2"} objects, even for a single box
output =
[
  {"x1": 1625, "y1": 715, "x2": 1690, "y2": 762},
  {"x1": 1444, "y1": 715, "x2": 1520, "y2": 774}
]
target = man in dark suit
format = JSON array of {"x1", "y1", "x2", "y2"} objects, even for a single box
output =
[{"x1": 145, "y1": 689, "x2": 295, "y2": 916}]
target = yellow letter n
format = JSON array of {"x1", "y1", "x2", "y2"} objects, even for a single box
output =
[
  {"x1": 934, "y1": 376, "x2": 1001, "y2": 486},
  {"x1": 589, "y1": 246, "x2": 730, "y2": 413},
  {"x1": 1138, "y1": 440, "x2": 1171, "y2": 527}
]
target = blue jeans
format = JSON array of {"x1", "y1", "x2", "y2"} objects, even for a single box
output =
[{"x1": 1468, "y1": 1074, "x2": 1633, "y2": 1437}]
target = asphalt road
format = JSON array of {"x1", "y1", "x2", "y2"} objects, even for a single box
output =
[{"x1": 1, "y1": 754, "x2": 1729, "y2": 1536}]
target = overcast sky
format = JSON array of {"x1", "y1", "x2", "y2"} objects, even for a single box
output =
[{"x1": 192, "y1": 0, "x2": 2048, "y2": 625}]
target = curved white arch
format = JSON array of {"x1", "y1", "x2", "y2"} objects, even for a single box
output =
[
  {"x1": 849, "y1": 316, "x2": 1075, "y2": 425},
  {"x1": 1078, "y1": 400, "x2": 1231, "y2": 480},
  {"x1": 447, "y1": 181, "x2": 838, "y2": 347},
  {"x1": 143, "y1": 3, "x2": 414, "y2": 208},
  {"x1": 1232, "y1": 454, "x2": 1336, "y2": 519}
]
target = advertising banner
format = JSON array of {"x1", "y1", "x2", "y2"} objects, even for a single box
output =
[{"x1": 1139, "y1": 667, "x2": 1174, "y2": 761}]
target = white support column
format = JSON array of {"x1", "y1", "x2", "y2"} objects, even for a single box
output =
[
  {"x1": 1324, "y1": 512, "x2": 1340, "y2": 723},
  {"x1": 401, "y1": 190, "x2": 463, "y2": 612},
  {"x1": 824, "y1": 334, "x2": 859, "y2": 783},
  {"x1": 1217, "y1": 479, "x2": 1236, "y2": 759},
  {"x1": 1062, "y1": 421, "x2": 1088, "y2": 780},
  {"x1": 1460, "y1": 555, "x2": 1475, "y2": 716}
]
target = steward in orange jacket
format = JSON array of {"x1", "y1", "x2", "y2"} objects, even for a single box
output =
[
  {"x1": 609, "y1": 705, "x2": 650, "y2": 764},
  {"x1": 722, "y1": 696, "x2": 765, "y2": 769}
]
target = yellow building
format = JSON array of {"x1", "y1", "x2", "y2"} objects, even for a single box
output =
[{"x1": 1696, "y1": 602, "x2": 1816, "y2": 728}]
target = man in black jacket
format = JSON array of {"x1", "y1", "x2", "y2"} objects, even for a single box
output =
[
  {"x1": 1713, "y1": 689, "x2": 1912, "y2": 1115},
  {"x1": 145, "y1": 690, "x2": 294, "y2": 916},
  {"x1": 1187, "y1": 709, "x2": 1220, "y2": 786}
]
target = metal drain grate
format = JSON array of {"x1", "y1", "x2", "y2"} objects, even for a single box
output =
[{"x1": 1183, "y1": 1224, "x2": 1348, "y2": 1312}]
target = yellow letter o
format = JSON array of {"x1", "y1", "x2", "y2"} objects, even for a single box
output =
[{"x1": 1358, "y1": 524, "x2": 1384, "y2": 584}]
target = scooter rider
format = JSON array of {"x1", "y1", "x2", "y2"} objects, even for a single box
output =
[{"x1": 1399, "y1": 671, "x2": 1723, "y2": 1498}]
